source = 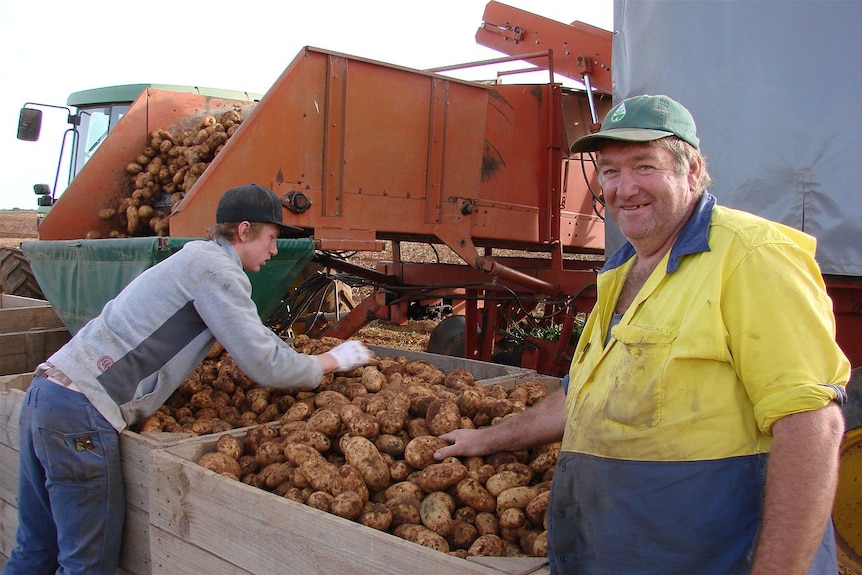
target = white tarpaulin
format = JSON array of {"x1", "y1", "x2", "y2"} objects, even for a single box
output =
[{"x1": 607, "y1": 0, "x2": 861, "y2": 277}]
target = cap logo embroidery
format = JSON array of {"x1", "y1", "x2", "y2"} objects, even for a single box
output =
[{"x1": 611, "y1": 103, "x2": 627, "y2": 123}]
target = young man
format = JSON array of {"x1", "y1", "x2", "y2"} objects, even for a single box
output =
[
  {"x1": 435, "y1": 96, "x2": 850, "y2": 575},
  {"x1": 3, "y1": 183, "x2": 372, "y2": 575}
]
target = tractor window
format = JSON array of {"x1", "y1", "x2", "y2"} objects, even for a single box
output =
[{"x1": 71, "y1": 103, "x2": 130, "y2": 178}]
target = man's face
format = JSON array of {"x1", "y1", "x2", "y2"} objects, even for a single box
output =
[
  {"x1": 235, "y1": 222, "x2": 280, "y2": 272},
  {"x1": 597, "y1": 141, "x2": 701, "y2": 254}
]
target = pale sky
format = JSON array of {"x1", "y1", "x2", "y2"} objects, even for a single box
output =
[{"x1": 0, "y1": 0, "x2": 612, "y2": 209}]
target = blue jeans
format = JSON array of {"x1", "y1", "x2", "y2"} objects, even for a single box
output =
[{"x1": 2, "y1": 377, "x2": 125, "y2": 575}]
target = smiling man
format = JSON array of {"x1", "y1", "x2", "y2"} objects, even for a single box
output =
[
  {"x1": 435, "y1": 95, "x2": 850, "y2": 574},
  {"x1": 3, "y1": 183, "x2": 373, "y2": 575}
]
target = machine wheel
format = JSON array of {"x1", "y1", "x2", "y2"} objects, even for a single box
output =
[
  {"x1": 835, "y1": 367, "x2": 862, "y2": 574},
  {"x1": 842, "y1": 367, "x2": 862, "y2": 431},
  {"x1": 426, "y1": 315, "x2": 466, "y2": 357},
  {"x1": 425, "y1": 316, "x2": 521, "y2": 365},
  {"x1": 490, "y1": 351, "x2": 522, "y2": 367},
  {"x1": 0, "y1": 247, "x2": 44, "y2": 299}
]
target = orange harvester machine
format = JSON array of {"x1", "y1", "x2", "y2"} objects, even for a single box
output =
[{"x1": 37, "y1": 2, "x2": 613, "y2": 374}]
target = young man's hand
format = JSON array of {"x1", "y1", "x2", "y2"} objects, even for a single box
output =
[{"x1": 328, "y1": 340, "x2": 373, "y2": 371}]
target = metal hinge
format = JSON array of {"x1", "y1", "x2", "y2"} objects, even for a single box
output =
[{"x1": 479, "y1": 21, "x2": 526, "y2": 43}]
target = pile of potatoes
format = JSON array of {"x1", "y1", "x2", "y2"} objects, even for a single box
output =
[
  {"x1": 137, "y1": 336, "x2": 560, "y2": 558},
  {"x1": 133, "y1": 337, "x2": 275, "y2": 435},
  {"x1": 87, "y1": 109, "x2": 245, "y2": 239}
]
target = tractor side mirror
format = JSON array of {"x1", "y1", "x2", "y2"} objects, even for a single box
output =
[{"x1": 17, "y1": 107, "x2": 43, "y2": 141}]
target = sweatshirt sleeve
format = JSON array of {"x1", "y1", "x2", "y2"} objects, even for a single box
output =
[{"x1": 191, "y1": 258, "x2": 324, "y2": 389}]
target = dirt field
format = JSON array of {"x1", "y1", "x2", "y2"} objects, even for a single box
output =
[
  {"x1": 0, "y1": 209, "x2": 436, "y2": 350},
  {"x1": 0, "y1": 210, "x2": 39, "y2": 249}
]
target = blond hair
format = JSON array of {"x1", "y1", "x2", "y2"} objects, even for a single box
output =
[
  {"x1": 654, "y1": 136, "x2": 712, "y2": 194},
  {"x1": 207, "y1": 221, "x2": 269, "y2": 242}
]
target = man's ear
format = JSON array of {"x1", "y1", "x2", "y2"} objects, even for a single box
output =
[
  {"x1": 236, "y1": 221, "x2": 252, "y2": 241},
  {"x1": 688, "y1": 154, "x2": 705, "y2": 190}
]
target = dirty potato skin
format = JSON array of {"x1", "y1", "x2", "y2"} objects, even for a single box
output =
[
  {"x1": 446, "y1": 519, "x2": 480, "y2": 550},
  {"x1": 331, "y1": 491, "x2": 364, "y2": 520},
  {"x1": 468, "y1": 534, "x2": 506, "y2": 557},
  {"x1": 384, "y1": 481, "x2": 424, "y2": 503},
  {"x1": 306, "y1": 408, "x2": 343, "y2": 437},
  {"x1": 455, "y1": 478, "x2": 497, "y2": 513},
  {"x1": 496, "y1": 486, "x2": 539, "y2": 513},
  {"x1": 485, "y1": 464, "x2": 533, "y2": 497},
  {"x1": 360, "y1": 502, "x2": 394, "y2": 531},
  {"x1": 386, "y1": 495, "x2": 423, "y2": 528},
  {"x1": 198, "y1": 451, "x2": 242, "y2": 480},
  {"x1": 373, "y1": 433, "x2": 406, "y2": 457},
  {"x1": 525, "y1": 490, "x2": 551, "y2": 527},
  {"x1": 333, "y1": 464, "x2": 370, "y2": 502},
  {"x1": 403, "y1": 435, "x2": 447, "y2": 470},
  {"x1": 306, "y1": 491, "x2": 334, "y2": 512},
  {"x1": 340, "y1": 435, "x2": 391, "y2": 491},
  {"x1": 394, "y1": 524, "x2": 450, "y2": 553},
  {"x1": 420, "y1": 491, "x2": 456, "y2": 536},
  {"x1": 424, "y1": 399, "x2": 461, "y2": 436},
  {"x1": 414, "y1": 461, "x2": 468, "y2": 493},
  {"x1": 339, "y1": 404, "x2": 380, "y2": 438}
]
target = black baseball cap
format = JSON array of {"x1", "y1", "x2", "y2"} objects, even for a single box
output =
[{"x1": 216, "y1": 184, "x2": 305, "y2": 235}]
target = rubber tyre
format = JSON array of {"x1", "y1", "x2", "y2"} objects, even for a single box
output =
[
  {"x1": 843, "y1": 367, "x2": 862, "y2": 432},
  {"x1": 490, "y1": 351, "x2": 522, "y2": 367},
  {"x1": 835, "y1": 367, "x2": 862, "y2": 574},
  {"x1": 427, "y1": 315, "x2": 466, "y2": 357},
  {"x1": 0, "y1": 247, "x2": 44, "y2": 299}
]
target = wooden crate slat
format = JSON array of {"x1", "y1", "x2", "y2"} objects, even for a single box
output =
[
  {"x1": 151, "y1": 447, "x2": 509, "y2": 575},
  {"x1": 149, "y1": 525, "x2": 255, "y2": 575}
]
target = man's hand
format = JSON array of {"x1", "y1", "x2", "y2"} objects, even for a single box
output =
[
  {"x1": 327, "y1": 340, "x2": 373, "y2": 372},
  {"x1": 435, "y1": 429, "x2": 492, "y2": 460},
  {"x1": 435, "y1": 388, "x2": 568, "y2": 460}
]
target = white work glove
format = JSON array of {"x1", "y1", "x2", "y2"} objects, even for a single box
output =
[{"x1": 328, "y1": 340, "x2": 373, "y2": 372}]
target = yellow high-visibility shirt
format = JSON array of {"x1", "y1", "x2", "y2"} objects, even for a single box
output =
[{"x1": 563, "y1": 194, "x2": 849, "y2": 461}]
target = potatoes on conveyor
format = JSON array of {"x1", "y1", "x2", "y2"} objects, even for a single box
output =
[{"x1": 87, "y1": 109, "x2": 247, "y2": 239}]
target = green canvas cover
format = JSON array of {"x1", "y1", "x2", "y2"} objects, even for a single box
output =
[{"x1": 21, "y1": 237, "x2": 314, "y2": 335}]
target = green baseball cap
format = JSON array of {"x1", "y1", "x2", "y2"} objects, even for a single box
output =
[{"x1": 570, "y1": 94, "x2": 700, "y2": 152}]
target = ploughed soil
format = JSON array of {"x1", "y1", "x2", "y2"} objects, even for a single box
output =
[{"x1": 0, "y1": 210, "x2": 39, "y2": 249}]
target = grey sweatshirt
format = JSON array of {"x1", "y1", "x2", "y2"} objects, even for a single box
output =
[{"x1": 47, "y1": 239, "x2": 322, "y2": 431}]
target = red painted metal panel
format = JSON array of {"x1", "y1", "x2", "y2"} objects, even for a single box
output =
[
  {"x1": 827, "y1": 282, "x2": 862, "y2": 368},
  {"x1": 475, "y1": 1, "x2": 613, "y2": 93},
  {"x1": 171, "y1": 48, "x2": 489, "y2": 241}
]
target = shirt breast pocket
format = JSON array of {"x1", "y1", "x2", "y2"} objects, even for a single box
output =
[{"x1": 601, "y1": 324, "x2": 677, "y2": 429}]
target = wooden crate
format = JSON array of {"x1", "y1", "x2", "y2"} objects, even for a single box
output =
[
  {"x1": 150, "y1": 431, "x2": 551, "y2": 575},
  {"x1": 145, "y1": 362, "x2": 558, "y2": 575},
  {"x1": 0, "y1": 374, "x2": 30, "y2": 571},
  {"x1": 1, "y1": 349, "x2": 556, "y2": 575},
  {"x1": 0, "y1": 295, "x2": 66, "y2": 332},
  {"x1": 0, "y1": 294, "x2": 71, "y2": 376}
]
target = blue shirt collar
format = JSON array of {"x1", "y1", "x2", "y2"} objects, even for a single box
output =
[{"x1": 602, "y1": 192, "x2": 715, "y2": 273}]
